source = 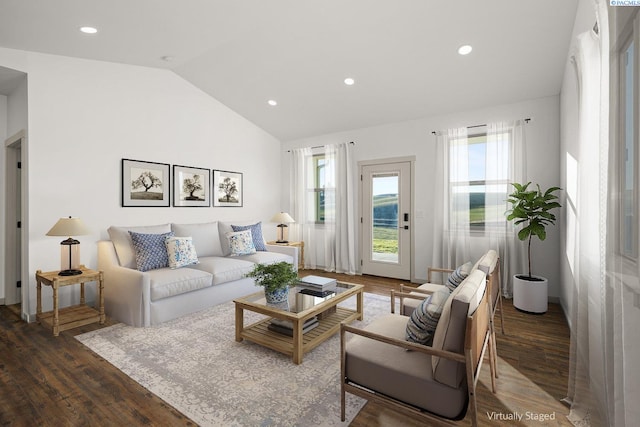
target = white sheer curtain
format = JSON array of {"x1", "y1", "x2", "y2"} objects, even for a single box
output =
[
  {"x1": 432, "y1": 121, "x2": 527, "y2": 297},
  {"x1": 565, "y1": 2, "x2": 638, "y2": 425},
  {"x1": 290, "y1": 143, "x2": 356, "y2": 274}
]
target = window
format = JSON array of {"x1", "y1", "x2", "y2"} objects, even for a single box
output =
[
  {"x1": 312, "y1": 154, "x2": 334, "y2": 223},
  {"x1": 449, "y1": 131, "x2": 511, "y2": 229},
  {"x1": 620, "y1": 36, "x2": 637, "y2": 259}
]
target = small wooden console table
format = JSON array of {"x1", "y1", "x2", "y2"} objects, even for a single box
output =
[{"x1": 36, "y1": 265, "x2": 105, "y2": 336}]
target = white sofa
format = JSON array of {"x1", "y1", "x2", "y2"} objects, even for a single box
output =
[{"x1": 97, "y1": 221, "x2": 298, "y2": 327}]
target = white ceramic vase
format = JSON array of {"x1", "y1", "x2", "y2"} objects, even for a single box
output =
[{"x1": 512, "y1": 274, "x2": 548, "y2": 314}]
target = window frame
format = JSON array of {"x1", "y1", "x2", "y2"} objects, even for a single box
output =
[
  {"x1": 448, "y1": 131, "x2": 512, "y2": 231},
  {"x1": 618, "y1": 32, "x2": 639, "y2": 261}
]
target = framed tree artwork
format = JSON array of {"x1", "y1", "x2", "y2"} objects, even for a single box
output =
[
  {"x1": 121, "y1": 159, "x2": 170, "y2": 207},
  {"x1": 173, "y1": 165, "x2": 211, "y2": 207},
  {"x1": 213, "y1": 170, "x2": 243, "y2": 207}
]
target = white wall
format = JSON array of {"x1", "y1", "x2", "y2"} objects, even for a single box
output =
[
  {"x1": 282, "y1": 95, "x2": 562, "y2": 297},
  {"x1": 0, "y1": 47, "x2": 283, "y2": 318}
]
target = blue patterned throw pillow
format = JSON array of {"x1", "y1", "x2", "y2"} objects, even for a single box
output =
[
  {"x1": 231, "y1": 222, "x2": 267, "y2": 251},
  {"x1": 406, "y1": 287, "x2": 451, "y2": 345},
  {"x1": 445, "y1": 262, "x2": 473, "y2": 292},
  {"x1": 165, "y1": 236, "x2": 199, "y2": 269},
  {"x1": 129, "y1": 231, "x2": 174, "y2": 272},
  {"x1": 226, "y1": 229, "x2": 257, "y2": 256}
]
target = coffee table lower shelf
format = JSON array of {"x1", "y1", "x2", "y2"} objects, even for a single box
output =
[{"x1": 239, "y1": 307, "x2": 358, "y2": 362}]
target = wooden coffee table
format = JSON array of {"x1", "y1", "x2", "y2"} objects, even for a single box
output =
[{"x1": 234, "y1": 282, "x2": 363, "y2": 364}]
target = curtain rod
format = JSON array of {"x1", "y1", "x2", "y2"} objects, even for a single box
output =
[
  {"x1": 430, "y1": 118, "x2": 531, "y2": 135},
  {"x1": 287, "y1": 141, "x2": 355, "y2": 153}
]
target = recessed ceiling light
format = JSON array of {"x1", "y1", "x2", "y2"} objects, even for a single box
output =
[
  {"x1": 344, "y1": 77, "x2": 355, "y2": 86},
  {"x1": 458, "y1": 45, "x2": 473, "y2": 55},
  {"x1": 267, "y1": 100, "x2": 278, "y2": 106},
  {"x1": 79, "y1": 26, "x2": 98, "y2": 34}
]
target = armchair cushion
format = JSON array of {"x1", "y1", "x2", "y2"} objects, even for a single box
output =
[
  {"x1": 406, "y1": 287, "x2": 450, "y2": 345},
  {"x1": 345, "y1": 314, "x2": 468, "y2": 419},
  {"x1": 432, "y1": 269, "x2": 487, "y2": 387}
]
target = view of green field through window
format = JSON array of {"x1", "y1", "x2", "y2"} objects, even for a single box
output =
[{"x1": 372, "y1": 174, "x2": 399, "y2": 261}]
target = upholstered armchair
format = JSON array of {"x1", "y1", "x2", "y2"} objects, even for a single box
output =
[
  {"x1": 393, "y1": 250, "x2": 504, "y2": 379},
  {"x1": 340, "y1": 270, "x2": 496, "y2": 426}
]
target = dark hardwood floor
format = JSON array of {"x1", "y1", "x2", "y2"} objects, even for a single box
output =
[{"x1": 1, "y1": 271, "x2": 572, "y2": 426}]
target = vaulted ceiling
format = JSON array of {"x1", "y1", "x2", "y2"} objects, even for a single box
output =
[{"x1": 0, "y1": 0, "x2": 579, "y2": 141}]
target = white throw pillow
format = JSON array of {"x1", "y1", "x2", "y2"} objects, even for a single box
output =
[
  {"x1": 165, "y1": 236, "x2": 199, "y2": 269},
  {"x1": 226, "y1": 230, "x2": 257, "y2": 256}
]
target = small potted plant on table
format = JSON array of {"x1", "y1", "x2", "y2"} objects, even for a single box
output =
[
  {"x1": 506, "y1": 182, "x2": 562, "y2": 313},
  {"x1": 246, "y1": 261, "x2": 298, "y2": 304}
]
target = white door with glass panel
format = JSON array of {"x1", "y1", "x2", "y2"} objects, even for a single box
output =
[{"x1": 361, "y1": 162, "x2": 411, "y2": 280}]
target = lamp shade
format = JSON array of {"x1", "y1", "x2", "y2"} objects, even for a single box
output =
[
  {"x1": 46, "y1": 217, "x2": 90, "y2": 237},
  {"x1": 270, "y1": 212, "x2": 295, "y2": 224}
]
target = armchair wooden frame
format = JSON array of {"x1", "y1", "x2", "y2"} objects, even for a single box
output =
[{"x1": 340, "y1": 289, "x2": 495, "y2": 426}]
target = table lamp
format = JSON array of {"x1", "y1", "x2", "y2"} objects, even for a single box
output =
[
  {"x1": 270, "y1": 212, "x2": 295, "y2": 243},
  {"x1": 46, "y1": 216, "x2": 90, "y2": 276}
]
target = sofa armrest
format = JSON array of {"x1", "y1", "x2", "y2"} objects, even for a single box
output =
[
  {"x1": 265, "y1": 244, "x2": 299, "y2": 271},
  {"x1": 98, "y1": 240, "x2": 151, "y2": 327}
]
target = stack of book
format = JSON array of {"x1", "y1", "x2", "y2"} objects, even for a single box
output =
[
  {"x1": 297, "y1": 275, "x2": 337, "y2": 290},
  {"x1": 268, "y1": 316, "x2": 319, "y2": 336}
]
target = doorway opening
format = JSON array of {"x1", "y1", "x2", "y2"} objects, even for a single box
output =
[{"x1": 4, "y1": 130, "x2": 26, "y2": 318}]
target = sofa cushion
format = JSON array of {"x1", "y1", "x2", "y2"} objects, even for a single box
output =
[
  {"x1": 108, "y1": 223, "x2": 172, "y2": 269},
  {"x1": 234, "y1": 251, "x2": 293, "y2": 266},
  {"x1": 346, "y1": 314, "x2": 468, "y2": 419},
  {"x1": 171, "y1": 222, "x2": 223, "y2": 257},
  {"x1": 165, "y1": 236, "x2": 199, "y2": 269},
  {"x1": 129, "y1": 231, "x2": 174, "y2": 272},
  {"x1": 146, "y1": 267, "x2": 213, "y2": 301},
  {"x1": 432, "y1": 269, "x2": 487, "y2": 388},
  {"x1": 406, "y1": 287, "x2": 450, "y2": 345},
  {"x1": 226, "y1": 230, "x2": 257, "y2": 256},
  {"x1": 231, "y1": 222, "x2": 267, "y2": 251},
  {"x1": 188, "y1": 256, "x2": 255, "y2": 285}
]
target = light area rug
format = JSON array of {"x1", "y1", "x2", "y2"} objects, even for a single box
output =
[{"x1": 76, "y1": 292, "x2": 392, "y2": 427}]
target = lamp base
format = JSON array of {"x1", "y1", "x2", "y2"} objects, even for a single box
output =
[{"x1": 59, "y1": 269, "x2": 83, "y2": 276}]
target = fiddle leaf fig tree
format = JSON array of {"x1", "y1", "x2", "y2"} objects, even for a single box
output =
[{"x1": 506, "y1": 182, "x2": 562, "y2": 279}]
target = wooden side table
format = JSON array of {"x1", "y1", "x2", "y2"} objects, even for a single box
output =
[
  {"x1": 267, "y1": 240, "x2": 305, "y2": 270},
  {"x1": 36, "y1": 265, "x2": 105, "y2": 336}
]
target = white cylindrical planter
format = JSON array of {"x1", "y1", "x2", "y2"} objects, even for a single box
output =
[{"x1": 513, "y1": 275, "x2": 548, "y2": 314}]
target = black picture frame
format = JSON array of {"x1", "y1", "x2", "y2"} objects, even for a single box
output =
[
  {"x1": 173, "y1": 165, "x2": 211, "y2": 207},
  {"x1": 121, "y1": 159, "x2": 170, "y2": 207},
  {"x1": 213, "y1": 170, "x2": 243, "y2": 207}
]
